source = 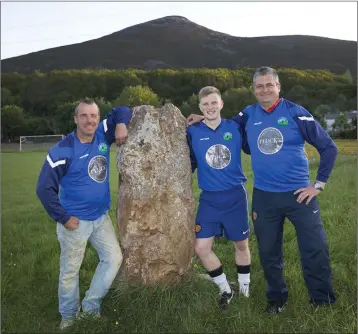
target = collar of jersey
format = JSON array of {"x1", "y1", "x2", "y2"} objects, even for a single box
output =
[
  {"x1": 259, "y1": 98, "x2": 283, "y2": 114},
  {"x1": 72, "y1": 130, "x2": 94, "y2": 144},
  {"x1": 200, "y1": 118, "x2": 225, "y2": 132}
]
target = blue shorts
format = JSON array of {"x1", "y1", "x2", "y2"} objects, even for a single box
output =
[{"x1": 195, "y1": 185, "x2": 250, "y2": 241}]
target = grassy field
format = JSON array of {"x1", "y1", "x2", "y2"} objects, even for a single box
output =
[{"x1": 1, "y1": 139, "x2": 357, "y2": 333}]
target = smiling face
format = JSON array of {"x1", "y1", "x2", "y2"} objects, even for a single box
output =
[
  {"x1": 199, "y1": 93, "x2": 224, "y2": 121},
  {"x1": 254, "y1": 74, "x2": 281, "y2": 108},
  {"x1": 74, "y1": 102, "x2": 100, "y2": 141}
]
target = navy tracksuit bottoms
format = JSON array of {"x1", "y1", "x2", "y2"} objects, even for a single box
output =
[{"x1": 252, "y1": 188, "x2": 336, "y2": 305}]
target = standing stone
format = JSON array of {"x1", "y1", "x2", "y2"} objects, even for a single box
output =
[{"x1": 116, "y1": 104, "x2": 196, "y2": 285}]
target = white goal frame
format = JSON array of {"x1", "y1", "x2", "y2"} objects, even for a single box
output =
[{"x1": 19, "y1": 134, "x2": 65, "y2": 151}]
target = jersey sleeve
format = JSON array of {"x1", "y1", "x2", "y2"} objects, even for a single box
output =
[
  {"x1": 186, "y1": 127, "x2": 198, "y2": 173},
  {"x1": 291, "y1": 106, "x2": 338, "y2": 182},
  {"x1": 102, "y1": 106, "x2": 132, "y2": 145},
  {"x1": 233, "y1": 109, "x2": 251, "y2": 155},
  {"x1": 36, "y1": 146, "x2": 72, "y2": 224}
]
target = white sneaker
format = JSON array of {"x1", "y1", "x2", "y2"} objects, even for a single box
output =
[
  {"x1": 59, "y1": 318, "x2": 75, "y2": 330},
  {"x1": 239, "y1": 283, "x2": 250, "y2": 297}
]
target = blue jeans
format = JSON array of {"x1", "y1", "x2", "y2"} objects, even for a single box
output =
[{"x1": 56, "y1": 212, "x2": 122, "y2": 320}]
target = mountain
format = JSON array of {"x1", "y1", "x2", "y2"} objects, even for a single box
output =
[{"x1": 2, "y1": 16, "x2": 357, "y2": 74}]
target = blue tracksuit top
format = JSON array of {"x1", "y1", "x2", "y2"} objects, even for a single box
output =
[
  {"x1": 187, "y1": 118, "x2": 248, "y2": 192},
  {"x1": 36, "y1": 106, "x2": 131, "y2": 224},
  {"x1": 232, "y1": 98, "x2": 338, "y2": 192}
]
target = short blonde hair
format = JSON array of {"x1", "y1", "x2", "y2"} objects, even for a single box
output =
[{"x1": 198, "y1": 86, "x2": 221, "y2": 101}]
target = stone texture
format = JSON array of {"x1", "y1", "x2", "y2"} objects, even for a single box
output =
[{"x1": 116, "y1": 104, "x2": 196, "y2": 285}]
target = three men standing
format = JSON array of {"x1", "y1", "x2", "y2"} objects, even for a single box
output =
[{"x1": 37, "y1": 65, "x2": 338, "y2": 326}]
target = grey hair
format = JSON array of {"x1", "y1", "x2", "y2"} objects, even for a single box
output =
[
  {"x1": 253, "y1": 67, "x2": 280, "y2": 86},
  {"x1": 74, "y1": 98, "x2": 98, "y2": 115}
]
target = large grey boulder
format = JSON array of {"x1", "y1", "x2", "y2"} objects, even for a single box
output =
[{"x1": 116, "y1": 104, "x2": 196, "y2": 285}]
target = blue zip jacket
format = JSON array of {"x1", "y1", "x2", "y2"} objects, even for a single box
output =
[
  {"x1": 36, "y1": 106, "x2": 131, "y2": 224},
  {"x1": 232, "y1": 98, "x2": 337, "y2": 192}
]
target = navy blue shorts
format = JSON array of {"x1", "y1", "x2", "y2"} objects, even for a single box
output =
[{"x1": 195, "y1": 185, "x2": 250, "y2": 241}]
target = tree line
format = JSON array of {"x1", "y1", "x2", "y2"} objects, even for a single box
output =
[{"x1": 1, "y1": 68, "x2": 357, "y2": 141}]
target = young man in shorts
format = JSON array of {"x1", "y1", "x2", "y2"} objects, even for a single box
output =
[{"x1": 186, "y1": 86, "x2": 251, "y2": 310}]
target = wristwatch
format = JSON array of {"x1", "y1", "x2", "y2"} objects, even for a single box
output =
[{"x1": 313, "y1": 182, "x2": 324, "y2": 192}]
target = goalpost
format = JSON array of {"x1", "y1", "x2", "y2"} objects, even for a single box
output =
[{"x1": 19, "y1": 134, "x2": 65, "y2": 152}]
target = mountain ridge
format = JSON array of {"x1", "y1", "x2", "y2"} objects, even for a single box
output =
[{"x1": 2, "y1": 15, "x2": 356, "y2": 74}]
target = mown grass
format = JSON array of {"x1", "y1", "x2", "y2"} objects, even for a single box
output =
[
  {"x1": 305, "y1": 139, "x2": 357, "y2": 158},
  {"x1": 1, "y1": 139, "x2": 357, "y2": 333}
]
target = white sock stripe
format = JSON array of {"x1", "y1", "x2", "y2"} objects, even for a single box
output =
[
  {"x1": 298, "y1": 116, "x2": 314, "y2": 121},
  {"x1": 238, "y1": 273, "x2": 251, "y2": 284},
  {"x1": 212, "y1": 273, "x2": 227, "y2": 284},
  {"x1": 212, "y1": 273, "x2": 231, "y2": 293},
  {"x1": 46, "y1": 154, "x2": 66, "y2": 168},
  {"x1": 239, "y1": 282, "x2": 250, "y2": 297}
]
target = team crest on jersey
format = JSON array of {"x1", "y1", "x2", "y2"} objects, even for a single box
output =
[
  {"x1": 252, "y1": 211, "x2": 257, "y2": 221},
  {"x1": 257, "y1": 127, "x2": 283, "y2": 155},
  {"x1": 98, "y1": 143, "x2": 108, "y2": 153},
  {"x1": 277, "y1": 117, "x2": 288, "y2": 126},
  {"x1": 195, "y1": 224, "x2": 201, "y2": 233},
  {"x1": 223, "y1": 132, "x2": 232, "y2": 141},
  {"x1": 206, "y1": 144, "x2": 231, "y2": 169},
  {"x1": 88, "y1": 156, "x2": 107, "y2": 183}
]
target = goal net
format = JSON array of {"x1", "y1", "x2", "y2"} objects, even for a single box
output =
[{"x1": 19, "y1": 135, "x2": 65, "y2": 152}]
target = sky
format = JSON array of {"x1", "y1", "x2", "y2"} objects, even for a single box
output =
[{"x1": 1, "y1": 1, "x2": 357, "y2": 60}]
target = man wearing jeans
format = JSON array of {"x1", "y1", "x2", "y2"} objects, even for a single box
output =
[{"x1": 36, "y1": 98, "x2": 131, "y2": 329}]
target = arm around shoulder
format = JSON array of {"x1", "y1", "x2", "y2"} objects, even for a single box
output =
[
  {"x1": 233, "y1": 109, "x2": 250, "y2": 155},
  {"x1": 103, "y1": 106, "x2": 132, "y2": 145}
]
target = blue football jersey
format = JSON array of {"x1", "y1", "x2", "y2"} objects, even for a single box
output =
[
  {"x1": 187, "y1": 119, "x2": 247, "y2": 192},
  {"x1": 36, "y1": 106, "x2": 131, "y2": 224},
  {"x1": 233, "y1": 98, "x2": 338, "y2": 192}
]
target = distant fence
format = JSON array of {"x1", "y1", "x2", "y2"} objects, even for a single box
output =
[{"x1": 2, "y1": 143, "x2": 21, "y2": 152}]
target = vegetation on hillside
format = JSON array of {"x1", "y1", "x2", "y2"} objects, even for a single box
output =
[{"x1": 1, "y1": 68, "x2": 357, "y2": 140}]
